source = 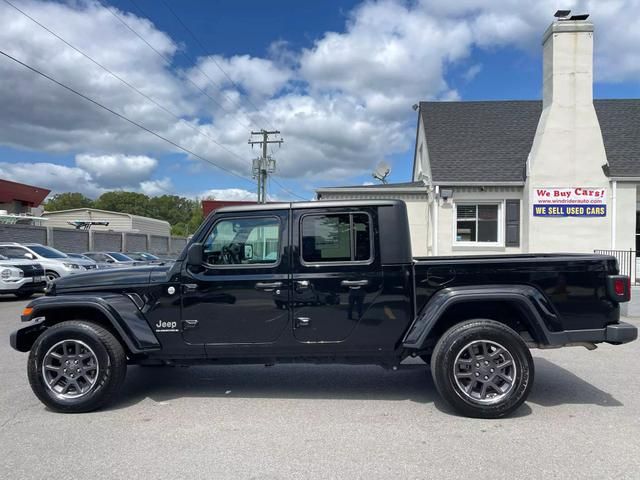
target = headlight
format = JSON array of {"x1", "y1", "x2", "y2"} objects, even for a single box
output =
[
  {"x1": 62, "y1": 263, "x2": 80, "y2": 269},
  {"x1": 1, "y1": 267, "x2": 23, "y2": 280}
]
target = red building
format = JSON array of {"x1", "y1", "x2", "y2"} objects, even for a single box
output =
[{"x1": 0, "y1": 178, "x2": 50, "y2": 214}]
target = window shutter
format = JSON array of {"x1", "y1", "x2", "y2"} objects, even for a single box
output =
[{"x1": 505, "y1": 200, "x2": 520, "y2": 247}]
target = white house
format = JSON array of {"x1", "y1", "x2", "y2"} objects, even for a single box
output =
[{"x1": 317, "y1": 15, "x2": 639, "y2": 276}]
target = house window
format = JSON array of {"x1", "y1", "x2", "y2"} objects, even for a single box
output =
[{"x1": 455, "y1": 204, "x2": 500, "y2": 244}]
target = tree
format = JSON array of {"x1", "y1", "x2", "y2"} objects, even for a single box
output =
[
  {"x1": 94, "y1": 191, "x2": 150, "y2": 217},
  {"x1": 45, "y1": 192, "x2": 94, "y2": 211}
]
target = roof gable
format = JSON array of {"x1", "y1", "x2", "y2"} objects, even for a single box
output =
[{"x1": 418, "y1": 99, "x2": 640, "y2": 183}]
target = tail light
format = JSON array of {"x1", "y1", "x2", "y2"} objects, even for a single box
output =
[{"x1": 607, "y1": 275, "x2": 631, "y2": 303}]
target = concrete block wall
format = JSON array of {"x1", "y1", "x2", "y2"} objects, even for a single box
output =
[
  {"x1": 171, "y1": 237, "x2": 187, "y2": 255},
  {"x1": 0, "y1": 224, "x2": 47, "y2": 244},
  {"x1": 50, "y1": 228, "x2": 89, "y2": 253},
  {"x1": 124, "y1": 233, "x2": 147, "y2": 252},
  {"x1": 0, "y1": 224, "x2": 187, "y2": 257},
  {"x1": 92, "y1": 231, "x2": 123, "y2": 251},
  {"x1": 149, "y1": 235, "x2": 169, "y2": 255}
]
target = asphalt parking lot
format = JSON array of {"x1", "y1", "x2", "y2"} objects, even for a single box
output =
[{"x1": 1, "y1": 297, "x2": 639, "y2": 479}]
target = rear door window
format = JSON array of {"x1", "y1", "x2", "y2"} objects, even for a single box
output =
[{"x1": 301, "y1": 212, "x2": 372, "y2": 264}]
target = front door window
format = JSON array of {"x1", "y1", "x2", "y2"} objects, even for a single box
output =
[{"x1": 203, "y1": 217, "x2": 280, "y2": 266}]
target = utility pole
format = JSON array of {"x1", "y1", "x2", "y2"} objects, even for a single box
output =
[{"x1": 248, "y1": 130, "x2": 283, "y2": 203}]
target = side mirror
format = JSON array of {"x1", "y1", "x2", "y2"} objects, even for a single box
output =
[
  {"x1": 24, "y1": 252, "x2": 35, "y2": 260},
  {"x1": 106, "y1": 258, "x2": 115, "y2": 263},
  {"x1": 187, "y1": 243, "x2": 204, "y2": 267}
]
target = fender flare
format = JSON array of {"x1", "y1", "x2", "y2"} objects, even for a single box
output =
[
  {"x1": 403, "y1": 284, "x2": 561, "y2": 349},
  {"x1": 12, "y1": 294, "x2": 160, "y2": 353}
]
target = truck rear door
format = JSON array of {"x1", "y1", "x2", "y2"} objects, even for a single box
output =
[{"x1": 290, "y1": 207, "x2": 383, "y2": 343}]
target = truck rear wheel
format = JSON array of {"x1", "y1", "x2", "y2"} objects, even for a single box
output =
[
  {"x1": 27, "y1": 321, "x2": 127, "y2": 413},
  {"x1": 431, "y1": 319, "x2": 534, "y2": 418}
]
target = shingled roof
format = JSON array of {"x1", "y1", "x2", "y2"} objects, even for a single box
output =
[{"x1": 419, "y1": 99, "x2": 640, "y2": 183}]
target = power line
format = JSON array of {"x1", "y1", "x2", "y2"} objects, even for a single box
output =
[
  {"x1": 127, "y1": 0, "x2": 259, "y2": 130},
  {"x1": 271, "y1": 175, "x2": 308, "y2": 201},
  {"x1": 157, "y1": 0, "x2": 277, "y2": 131},
  {"x1": 100, "y1": 1, "x2": 251, "y2": 131},
  {"x1": 0, "y1": 48, "x2": 256, "y2": 186},
  {"x1": 2, "y1": 0, "x2": 252, "y2": 174}
]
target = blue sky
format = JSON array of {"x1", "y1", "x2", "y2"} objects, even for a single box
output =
[{"x1": 0, "y1": 0, "x2": 638, "y2": 201}]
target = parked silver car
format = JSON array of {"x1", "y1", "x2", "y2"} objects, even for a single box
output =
[
  {"x1": 0, "y1": 253, "x2": 46, "y2": 298},
  {"x1": 0, "y1": 243, "x2": 84, "y2": 283},
  {"x1": 82, "y1": 251, "x2": 136, "y2": 267}
]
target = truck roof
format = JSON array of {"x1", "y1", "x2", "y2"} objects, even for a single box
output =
[{"x1": 215, "y1": 199, "x2": 403, "y2": 213}]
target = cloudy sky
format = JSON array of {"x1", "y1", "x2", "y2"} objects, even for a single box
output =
[{"x1": 0, "y1": 0, "x2": 638, "y2": 201}]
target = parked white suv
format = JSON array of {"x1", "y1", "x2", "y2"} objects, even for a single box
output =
[
  {"x1": 0, "y1": 253, "x2": 46, "y2": 299},
  {"x1": 0, "y1": 243, "x2": 84, "y2": 284}
]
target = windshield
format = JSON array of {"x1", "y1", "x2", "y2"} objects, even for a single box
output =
[
  {"x1": 28, "y1": 245, "x2": 68, "y2": 259},
  {"x1": 108, "y1": 252, "x2": 133, "y2": 261},
  {"x1": 130, "y1": 252, "x2": 159, "y2": 260}
]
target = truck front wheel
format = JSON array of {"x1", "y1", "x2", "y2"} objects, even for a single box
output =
[
  {"x1": 431, "y1": 319, "x2": 534, "y2": 418},
  {"x1": 27, "y1": 321, "x2": 127, "y2": 413}
]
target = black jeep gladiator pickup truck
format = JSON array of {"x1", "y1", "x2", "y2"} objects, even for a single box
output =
[{"x1": 10, "y1": 200, "x2": 637, "y2": 418}]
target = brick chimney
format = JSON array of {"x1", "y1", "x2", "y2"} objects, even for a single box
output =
[{"x1": 523, "y1": 14, "x2": 611, "y2": 253}]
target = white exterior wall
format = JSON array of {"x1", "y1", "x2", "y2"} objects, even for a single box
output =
[
  {"x1": 42, "y1": 209, "x2": 170, "y2": 236},
  {"x1": 412, "y1": 116, "x2": 431, "y2": 182},
  {"x1": 436, "y1": 187, "x2": 524, "y2": 256},
  {"x1": 524, "y1": 20, "x2": 611, "y2": 253},
  {"x1": 614, "y1": 182, "x2": 637, "y2": 251},
  {"x1": 131, "y1": 215, "x2": 171, "y2": 236},
  {"x1": 42, "y1": 210, "x2": 133, "y2": 232}
]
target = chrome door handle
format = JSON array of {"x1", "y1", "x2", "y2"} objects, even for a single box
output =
[
  {"x1": 182, "y1": 319, "x2": 199, "y2": 330},
  {"x1": 255, "y1": 281, "x2": 283, "y2": 291},
  {"x1": 295, "y1": 280, "x2": 310, "y2": 289},
  {"x1": 341, "y1": 280, "x2": 369, "y2": 288}
]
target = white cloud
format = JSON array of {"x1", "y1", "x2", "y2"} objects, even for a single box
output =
[
  {"x1": 75, "y1": 153, "x2": 157, "y2": 188},
  {"x1": 0, "y1": 161, "x2": 103, "y2": 197},
  {"x1": 463, "y1": 64, "x2": 482, "y2": 82},
  {"x1": 200, "y1": 188, "x2": 257, "y2": 201},
  {"x1": 139, "y1": 177, "x2": 173, "y2": 196}
]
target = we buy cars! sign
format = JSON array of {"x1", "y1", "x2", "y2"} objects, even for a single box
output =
[{"x1": 533, "y1": 187, "x2": 607, "y2": 217}]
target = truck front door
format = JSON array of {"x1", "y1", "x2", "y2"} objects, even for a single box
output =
[
  {"x1": 180, "y1": 210, "x2": 291, "y2": 346},
  {"x1": 291, "y1": 208, "x2": 383, "y2": 343}
]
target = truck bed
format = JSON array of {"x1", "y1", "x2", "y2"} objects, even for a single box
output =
[{"x1": 412, "y1": 253, "x2": 620, "y2": 333}]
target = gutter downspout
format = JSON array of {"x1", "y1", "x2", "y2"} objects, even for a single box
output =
[
  {"x1": 611, "y1": 180, "x2": 617, "y2": 249},
  {"x1": 433, "y1": 186, "x2": 439, "y2": 256}
]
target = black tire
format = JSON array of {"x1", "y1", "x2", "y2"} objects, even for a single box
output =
[
  {"x1": 45, "y1": 271, "x2": 59, "y2": 284},
  {"x1": 14, "y1": 292, "x2": 34, "y2": 300},
  {"x1": 431, "y1": 319, "x2": 534, "y2": 419},
  {"x1": 28, "y1": 321, "x2": 127, "y2": 413}
]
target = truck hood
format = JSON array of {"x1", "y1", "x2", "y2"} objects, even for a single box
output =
[{"x1": 53, "y1": 264, "x2": 172, "y2": 292}]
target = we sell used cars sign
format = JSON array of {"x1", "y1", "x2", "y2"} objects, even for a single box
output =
[{"x1": 533, "y1": 187, "x2": 607, "y2": 217}]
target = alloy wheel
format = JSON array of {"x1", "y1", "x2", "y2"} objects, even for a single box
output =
[
  {"x1": 453, "y1": 340, "x2": 517, "y2": 404},
  {"x1": 41, "y1": 339, "x2": 100, "y2": 399}
]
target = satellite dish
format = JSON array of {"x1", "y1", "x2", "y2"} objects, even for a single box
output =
[{"x1": 372, "y1": 161, "x2": 391, "y2": 184}]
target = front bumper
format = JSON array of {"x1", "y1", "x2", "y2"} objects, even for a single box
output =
[{"x1": 0, "y1": 278, "x2": 46, "y2": 295}]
